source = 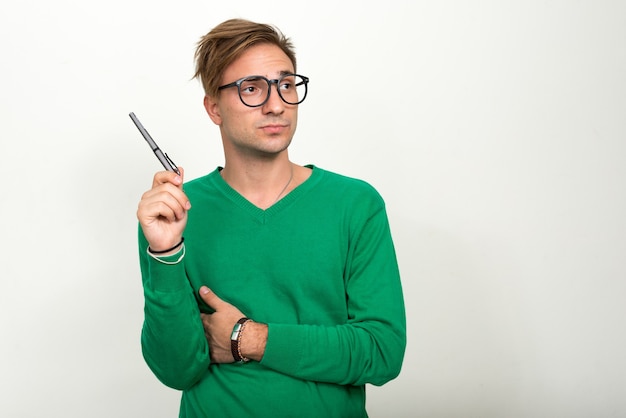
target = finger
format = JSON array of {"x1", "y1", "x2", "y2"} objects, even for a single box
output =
[
  {"x1": 138, "y1": 190, "x2": 187, "y2": 223},
  {"x1": 199, "y1": 286, "x2": 227, "y2": 311},
  {"x1": 152, "y1": 167, "x2": 185, "y2": 188},
  {"x1": 144, "y1": 200, "x2": 183, "y2": 223},
  {"x1": 142, "y1": 182, "x2": 191, "y2": 213}
]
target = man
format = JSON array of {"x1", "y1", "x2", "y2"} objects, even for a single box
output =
[{"x1": 137, "y1": 18, "x2": 406, "y2": 417}]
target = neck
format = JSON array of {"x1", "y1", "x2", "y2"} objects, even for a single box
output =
[{"x1": 221, "y1": 155, "x2": 295, "y2": 209}]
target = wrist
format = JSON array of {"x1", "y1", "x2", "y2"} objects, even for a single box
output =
[
  {"x1": 146, "y1": 242, "x2": 185, "y2": 265},
  {"x1": 148, "y1": 237, "x2": 185, "y2": 255},
  {"x1": 230, "y1": 318, "x2": 251, "y2": 363},
  {"x1": 239, "y1": 321, "x2": 268, "y2": 362}
]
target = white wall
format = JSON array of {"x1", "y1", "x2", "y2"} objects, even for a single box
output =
[{"x1": 1, "y1": 1, "x2": 625, "y2": 417}]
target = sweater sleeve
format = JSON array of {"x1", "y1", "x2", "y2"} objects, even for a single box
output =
[
  {"x1": 260, "y1": 203, "x2": 407, "y2": 386},
  {"x1": 138, "y1": 231, "x2": 211, "y2": 390}
]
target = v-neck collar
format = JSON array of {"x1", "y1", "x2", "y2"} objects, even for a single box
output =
[{"x1": 210, "y1": 165, "x2": 321, "y2": 224}]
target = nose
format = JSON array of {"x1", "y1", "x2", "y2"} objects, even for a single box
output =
[{"x1": 262, "y1": 81, "x2": 285, "y2": 114}]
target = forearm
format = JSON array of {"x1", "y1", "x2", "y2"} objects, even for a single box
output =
[
  {"x1": 231, "y1": 307, "x2": 405, "y2": 384},
  {"x1": 260, "y1": 319, "x2": 405, "y2": 386},
  {"x1": 139, "y1": 241, "x2": 211, "y2": 389},
  {"x1": 239, "y1": 321, "x2": 268, "y2": 362},
  {"x1": 141, "y1": 285, "x2": 210, "y2": 390},
  {"x1": 237, "y1": 311, "x2": 405, "y2": 385}
]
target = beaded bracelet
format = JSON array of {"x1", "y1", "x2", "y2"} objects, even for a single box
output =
[{"x1": 237, "y1": 319, "x2": 252, "y2": 363}]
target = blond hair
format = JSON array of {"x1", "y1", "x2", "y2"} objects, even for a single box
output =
[{"x1": 193, "y1": 19, "x2": 297, "y2": 97}]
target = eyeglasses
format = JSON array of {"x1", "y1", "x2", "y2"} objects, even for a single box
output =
[{"x1": 218, "y1": 73, "x2": 309, "y2": 107}]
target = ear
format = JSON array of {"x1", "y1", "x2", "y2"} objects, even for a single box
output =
[{"x1": 204, "y1": 95, "x2": 222, "y2": 125}]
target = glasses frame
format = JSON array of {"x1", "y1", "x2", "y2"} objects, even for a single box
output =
[{"x1": 217, "y1": 73, "x2": 309, "y2": 108}]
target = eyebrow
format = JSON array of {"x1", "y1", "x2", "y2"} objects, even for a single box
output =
[
  {"x1": 250, "y1": 70, "x2": 294, "y2": 80},
  {"x1": 234, "y1": 71, "x2": 295, "y2": 83}
]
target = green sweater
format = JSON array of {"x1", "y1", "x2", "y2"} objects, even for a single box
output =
[{"x1": 139, "y1": 166, "x2": 406, "y2": 418}]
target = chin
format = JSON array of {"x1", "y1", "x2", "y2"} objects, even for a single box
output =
[{"x1": 257, "y1": 137, "x2": 293, "y2": 156}]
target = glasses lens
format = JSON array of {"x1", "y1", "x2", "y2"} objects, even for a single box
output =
[
  {"x1": 239, "y1": 77, "x2": 269, "y2": 107},
  {"x1": 278, "y1": 74, "x2": 307, "y2": 105},
  {"x1": 236, "y1": 75, "x2": 308, "y2": 107}
]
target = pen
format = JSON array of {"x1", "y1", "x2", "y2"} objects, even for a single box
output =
[{"x1": 129, "y1": 112, "x2": 180, "y2": 175}]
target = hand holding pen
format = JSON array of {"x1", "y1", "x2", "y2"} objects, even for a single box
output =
[{"x1": 131, "y1": 112, "x2": 190, "y2": 254}]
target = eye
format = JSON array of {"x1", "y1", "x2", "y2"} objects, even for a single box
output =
[
  {"x1": 242, "y1": 85, "x2": 259, "y2": 94},
  {"x1": 279, "y1": 78, "x2": 295, "y2": 91},
  {"x1": 240, "y1": 78, "x2": 266, "y2": 96}
]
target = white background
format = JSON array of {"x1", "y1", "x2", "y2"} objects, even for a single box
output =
[{"x1": 1, "y1": 1, "x2": 625, "y2": 417}]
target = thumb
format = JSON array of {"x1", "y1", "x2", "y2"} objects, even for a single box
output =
[{"x1": 199, "y1": 286, "x2": 225, "y2": 310}]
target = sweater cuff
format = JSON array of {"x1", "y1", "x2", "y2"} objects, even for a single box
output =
[
  {"x1": 260, "y1": 323, "x2": 304, "y2": 374},
  {"x1": 145, "y1": 246, "x2": 189, "y2": 293}
]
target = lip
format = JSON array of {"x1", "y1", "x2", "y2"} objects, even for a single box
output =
[{"x1": 259, "y1": 124, "x2": 288, "y2": 134}]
